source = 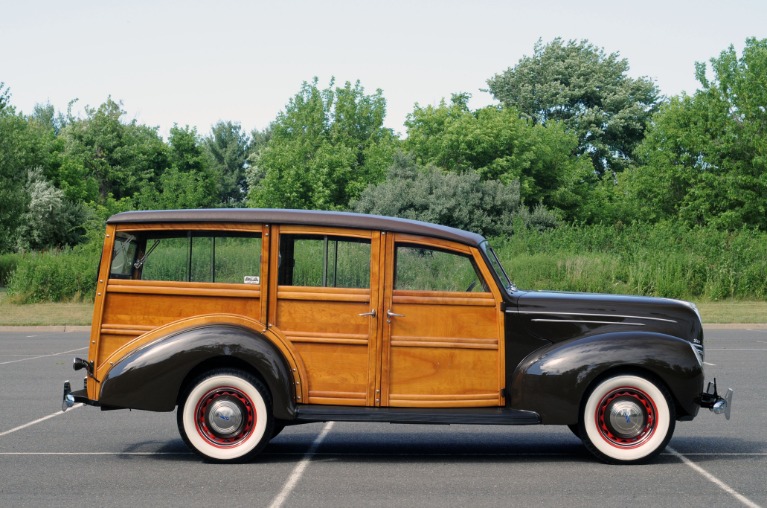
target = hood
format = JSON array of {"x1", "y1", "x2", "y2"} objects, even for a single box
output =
[{"x1": 511, "y1": 290, "x2": 703, "y2": 346}]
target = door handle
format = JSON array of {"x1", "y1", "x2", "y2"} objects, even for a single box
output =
[
  {"x1": 358, "y1": 309, "x2": 377, "y2": 318},
  {"x1": 386, "y1": 309, "x2": 405, "y2": 323}
]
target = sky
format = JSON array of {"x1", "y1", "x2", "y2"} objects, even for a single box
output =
[{"x1": 2, "y1": 0, "x2": 766, "y2": 138}]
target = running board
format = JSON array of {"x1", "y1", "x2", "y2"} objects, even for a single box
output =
[{"x1": 295, "y1": 405, "x2": 541, "y2": 426}]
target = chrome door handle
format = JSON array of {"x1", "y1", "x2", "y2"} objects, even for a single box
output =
[
  {"x1": 386, "y1": 309, "x2": 405, "y2": 323},
  {"x1": 358, "y1": 309, "x2": 377, "y2": 318}
]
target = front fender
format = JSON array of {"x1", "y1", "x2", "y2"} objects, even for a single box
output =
[
  {"x1": 509, "y1": 332, "x2": 703, "y2": 424},
  {"x1": 99, "y1": 325, "x2": 296, "y2": 419}
]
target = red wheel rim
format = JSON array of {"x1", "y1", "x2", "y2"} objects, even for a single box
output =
[
  {"x1": 595, "y1": 386, "x2": 657, "y2": 448},
  {"x1": 194, "y1": 386, "x2": 256, "y2": 447}
]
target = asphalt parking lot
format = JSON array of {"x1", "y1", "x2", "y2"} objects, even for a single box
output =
[{"x1": 1, "y1": 329, "x2": 765, "y2": 507}]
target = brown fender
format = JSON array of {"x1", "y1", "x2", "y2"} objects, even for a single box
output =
[
  {"x1": 98, "y1": 324, "x2": 296, "y2": 419},
  {"x1": 509, "y1": 331, "x2": 704, "y2": 424}
]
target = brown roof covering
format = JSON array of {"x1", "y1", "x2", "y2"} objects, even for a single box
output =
[{"x1": 107, "y1": 209, "x2": 486, "y2": 246}]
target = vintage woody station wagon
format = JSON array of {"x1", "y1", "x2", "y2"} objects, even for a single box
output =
[{"x1": 63, "y1": 209, "x2": 731, "y2": 464}]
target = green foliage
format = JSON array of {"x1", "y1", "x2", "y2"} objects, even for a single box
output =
[
  {"x1": 6, "y1": 246, "x2": 99, "y2": 303},
  {"x1": 133, "y1": 125, "x2": 218, "y2": 210},
  {"x1": 403, "y1": 94, "x2": 593, "y2": 216},
  {"x1": 494, "y1": 222, "x2": 767, "y2": 300},
  {"x1": 351, "y1": 152, "x2": 552, "y2": 237},
  {"x1": 59, "y1": 98, "x2": 168, "y2": 203},
  {"x1": 247, "y1": 78, "x2": 398, "y2": 210},
  {"x1": 0, "y1": 253, "x2": 20, "y2": 286},
  {"x1": 487, "y1": 38, "x2": 661, "y2": 177},
  {"x1": 626, "y1": 38, "x2": 767, "y2": 230},
  {"x1": 204, "y1": 121, "x2": 251, "y2": 206},
  {"x1": 15, "y1": 169, "x2": 89, "y2": 251}
]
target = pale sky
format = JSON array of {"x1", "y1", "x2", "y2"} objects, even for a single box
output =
[{"x1": 2, "y1": 0, "x2": 765, "y2": 138}]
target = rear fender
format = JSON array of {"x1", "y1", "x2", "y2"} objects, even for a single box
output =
[
  {"x1": 98, "y1": 324, "x2": 297, "y2": 419},
  {"x1": 509, "y1": 332, "x2": 704, "y2": 424}
]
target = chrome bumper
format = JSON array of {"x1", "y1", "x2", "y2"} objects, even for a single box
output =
[{"x1": 698, "y1": 379, "x2": 733, "y2": 420}]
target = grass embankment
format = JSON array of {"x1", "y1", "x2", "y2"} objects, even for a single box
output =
[{"x1": 0, "y1": 289, "x2": 93, "y2": 326}]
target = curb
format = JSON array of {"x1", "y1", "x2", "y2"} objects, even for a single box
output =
[{"x1": 0, "y1": 325, "x2": 91, "y2": 333}]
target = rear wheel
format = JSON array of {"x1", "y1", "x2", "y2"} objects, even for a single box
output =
[
  {"x1": 579, "y1": 374, "x2": 675, "y2": 464},
  {"x1": 177, "y1": 369, "x2": 273, "y2": 463}
]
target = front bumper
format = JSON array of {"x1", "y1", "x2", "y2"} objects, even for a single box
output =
[{"x1": 698, "y1": 378, "x2": 733, "y2": 420}]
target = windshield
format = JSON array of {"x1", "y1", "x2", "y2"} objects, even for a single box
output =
[{"x1": 481, "y1": 241, "x2": 516, "y2": 293}]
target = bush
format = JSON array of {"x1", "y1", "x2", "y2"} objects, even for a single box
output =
[
  {"x1": 0, "y1": 253, "x2": 20, "y2": 286},
  {"x1": 6, "y1": 246, "x2": 100, "y2": 303}
]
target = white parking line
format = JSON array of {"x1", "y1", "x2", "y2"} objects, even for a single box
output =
[
  {"x1": 0, "y1": 404, "x2": 83, "y2": 438},
  {"x1": 0, "y1": 347, "x2": 87, "y2": 366},
  {"x1": 667, "y1": 447, "x2": 762, "y2": 508},
  {"x1": 268, "y1": 422, "x2": 334, "y2": 508}
]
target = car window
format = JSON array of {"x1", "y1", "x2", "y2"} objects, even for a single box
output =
[
  {"x1": 111, "y1": 231, "x2": 261, "y2": 284},
  {"x1": 279, "y1": 235, "x2": 370, "y2": 288},
  {"x1": 395, "y1": 244, "x2": 487, "y2": 292}
]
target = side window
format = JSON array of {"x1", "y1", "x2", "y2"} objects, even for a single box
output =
[
  {"x1": 110, "y1": 231, "x2": 261, "y2": 284},
  {"x1": 395, "y1": 244, "x2": 487, "y2": 292},
  {"x1": 110, "y1": 232, "x2": 138, "y2": 279},
  {"x1": 279, "y1": 235, "x2": 370, "y2": 289}
]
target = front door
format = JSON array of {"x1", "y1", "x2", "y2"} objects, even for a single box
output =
[{"x1": 377, "y1": 233, "x2": 504, "y2": 408}]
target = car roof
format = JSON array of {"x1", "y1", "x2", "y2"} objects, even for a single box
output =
[{"x1": 107, "y1": 209, "x2": 486, "y2": 247}]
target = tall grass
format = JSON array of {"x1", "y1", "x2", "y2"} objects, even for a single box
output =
[
  {"x1": 493, "y1": 222, "x2": 767, "y2": 301},
  {"x1": 6, "y1": 247, "x2": 99, "y2": 303},
  {"x1": 3, "y1": 222, "x2": 766, "y2": 303}
]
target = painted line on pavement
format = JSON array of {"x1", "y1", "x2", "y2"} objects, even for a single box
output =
[
  {"x1": 268, "y1": 422, "x2": 335, "y2": 508},
  {"x1": 0, "y1": 405, "x2": 83, "y2": 438},
  {"x1": 0, "y1": 347, "x2": 87, "y2": 365},
  {"x1": 667, "y1": 446, "x2": 762, "y2": 508}
]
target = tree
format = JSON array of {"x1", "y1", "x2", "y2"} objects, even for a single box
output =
[
  {"x1": 404, "y1": 94, "x2": 593, "y2": 218},
  {"x1": 15, "y1": 168, "x2": 89, "y2": 251},
  {"x1": 487, "y1": 38, "x2": 661, "y2": 176},
  {"x1": 204, "y1": 121, "x2": 250, "y2": 206},
  {"x1": 0, "y1": 82, "x2": 10, "y2": 111},
  {"x1": 0, "y1": 100, "x2": 67, "y2": 252},
  {"x1": 352, "y1": 153, "x2": 527, "y2": 237},
  {"x1": 59, "y1": 98, "x2": 168, "y2": 204},
  {"x1": 247, "y1": 78, "x2": 398, "y2": 210},
  {"x1": 625, "y1": 38, "x2": 767, "y2": 230},
  {"x1": 134, "y1": 125, "x2": 218, "y2": 210}
]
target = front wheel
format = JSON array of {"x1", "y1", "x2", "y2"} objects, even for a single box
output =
[
  {"x1": 177, "y1": 369, "x2": 273, "y2": 463},
  {"x1": 579, "y1": 374, "x2": 675, "y2": 464}
]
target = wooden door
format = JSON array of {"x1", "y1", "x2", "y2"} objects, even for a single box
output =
[
  {"x1": 270, "y1": 226, "x2": 382, "y2": 407},
  {"x1": 378, "y1": 234, "x2": 504, "y2": 408}
]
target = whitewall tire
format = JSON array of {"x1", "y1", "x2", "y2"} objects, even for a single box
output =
[
  {"x1": 579, "y1": 374, "x2": 675, "y2": 464},
  {"x1": 177, "y1": 369, "x2": 273, "y2": 463}
]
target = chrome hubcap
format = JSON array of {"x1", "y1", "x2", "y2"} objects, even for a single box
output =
[
  {"x1": 207, "y1": 398, "x2": 244, "y2": 437},
  {"x1": 597, "y1": 388, "x2": 655, "y2": 446},
  {"x1": 195, "y1": 386, "x2": 256, "y2": 446},
  {"x1": 607, "y1": 398, "x2": 645, "y2": 438}
]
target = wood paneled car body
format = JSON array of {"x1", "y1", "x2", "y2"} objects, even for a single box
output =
[{"x1": 63, "y1": 209, "x2": 731, "y2": 464}]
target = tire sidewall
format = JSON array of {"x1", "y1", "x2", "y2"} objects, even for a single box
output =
[
  {"x1": 179, "y1": 371, "x2": 272, "y2": 462},
  {"x1": 581, "y1": 374, "x2": 674, "y2": 464}
]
